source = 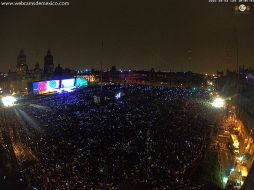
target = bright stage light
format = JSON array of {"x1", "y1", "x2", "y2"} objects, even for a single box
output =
[
  {"x1": 212, "y1": 97, "x2": 225, "y2": 108},
  {"x1": 2, "y1": 96, "x2": 17, "y2": 107}
]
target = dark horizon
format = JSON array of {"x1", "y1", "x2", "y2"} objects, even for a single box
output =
[{"x1": 0, "y1": 0, "x2": 254, "y2": 74}]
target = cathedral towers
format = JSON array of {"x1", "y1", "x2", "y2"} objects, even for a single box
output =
[
  {"x1": 16, "y1": 49, "x2": 28, "y2": 76},
  {"x1": 44, "y1": 50, "x2": 54, "y2": 77}
]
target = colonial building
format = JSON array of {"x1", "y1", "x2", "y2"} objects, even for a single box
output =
[
  {"x1": 33, "y1": 62, "x2": 43, "y2": 81},
  {"x1": 44, "y1": 50, "x2": 54, "y2": 78},
  {"x1": 0, "y1": 50, "x2": 55, "y2": 94},
  {"x1": 16, "y1": 49, "x2": 29, "y2": 77}
]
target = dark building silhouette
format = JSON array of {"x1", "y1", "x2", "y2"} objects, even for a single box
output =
[
  {"x1": 16, "y1": 50, "x2": 28, "y2": 77},
  {"x1": 44, "y1": 50, "x2": 54, "y2": 77},
  {"x1": 54, "y1": 64, "x2": 63, "y2": 78},
  {"x1": 33, "y1": 62, "x2": 43, "y2": 81}
]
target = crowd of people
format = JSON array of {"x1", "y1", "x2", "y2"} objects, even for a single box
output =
[{"x1": 9, "y1": 85, "x2": 213, "y2": 189}]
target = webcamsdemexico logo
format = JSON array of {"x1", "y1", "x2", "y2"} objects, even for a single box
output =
[
  {"x1": 209, "y1": 1, "x2": 252, "y2": 14},
  {"x1": 0, "y1": 1, "x2": 70, "y2": 6},
  {"x1": 235, "y1": 4, "x2": 252, "y2": 13}
]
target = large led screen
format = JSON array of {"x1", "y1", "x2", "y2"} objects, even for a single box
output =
[
  {"x1": 33, "y1": 80, "x2": 60, "y2": 94},
  {"x1": 61, "y1": 78, "x2": 75, "y2": 89},
  {"x1": 75, "y1": 78, "x2": 88, "y2": 87}
]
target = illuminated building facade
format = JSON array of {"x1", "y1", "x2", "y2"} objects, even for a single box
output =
[{"x1": 16, "y1": 49, "x2": 29, "y2": 77}]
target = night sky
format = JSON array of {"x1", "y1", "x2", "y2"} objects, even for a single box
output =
[{"x1": 0, "y1": 0, "x2": 254, "y2": 73}]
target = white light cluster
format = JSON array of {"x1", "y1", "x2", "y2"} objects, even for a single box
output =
[
  {"x1": 2, "y1": 96, "x2": 17, "y2": 107},
  {"x1": 212, "y1": 97, "x2": 225, "y2": 108}
]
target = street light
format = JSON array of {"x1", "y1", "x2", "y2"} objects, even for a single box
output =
[
  {"x1": 212, "y1": 97, "x2": 225, "y2": 108},
  {"x1": 2, "y1": 96, "x2": 17, "y2": 107}
]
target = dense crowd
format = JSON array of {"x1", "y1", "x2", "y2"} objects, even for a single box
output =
[{"x1": 11, "y1": 85, "x2": 212, "y2": 189}]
